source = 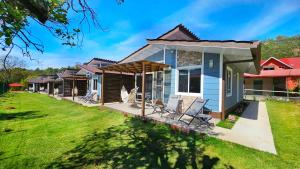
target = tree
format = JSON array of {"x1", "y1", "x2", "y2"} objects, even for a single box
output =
[
  {"x1": 0, "y1": 0, "x2": 124, "y2": 60},
  {"x1": 0, "y1": 55, "x2": 26, "y2": 83}
]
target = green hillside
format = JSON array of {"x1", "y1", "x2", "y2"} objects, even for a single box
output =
[{"x1": 262, "y1": 35, "x2": 300, "y2": 60}]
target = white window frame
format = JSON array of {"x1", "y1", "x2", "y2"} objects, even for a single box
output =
[
  {"x1": 226, "y1": 66, "x2": 233, "y2": 97},
  {"x1": 176, "y1": 65, "x2": 202, "y2": 97}
]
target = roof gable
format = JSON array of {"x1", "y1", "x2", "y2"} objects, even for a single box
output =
[
  {"x1": 157, "y1": 24, "x2": 199, "y2": 40},
  {"x1": 261, "y1": 57, "x2": 293, "y2": 69},
  {"x1": 119, "y1": 24, "x2": 199, "y2": 63}
]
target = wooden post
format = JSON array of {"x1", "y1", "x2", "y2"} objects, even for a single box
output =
[
  {"x1": 72, "y1": 77, "x2": 75, "y2": 101},
  {"x1": 101, "y1": 70, "x2": 105, "y2": 105},
  {"x1": 141, "y1": 63, "x2": 146, "y2": 117}
]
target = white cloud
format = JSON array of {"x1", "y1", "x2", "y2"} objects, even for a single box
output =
[{"x1": 234, "y1": 0, "x2": 300, "y2": 40}]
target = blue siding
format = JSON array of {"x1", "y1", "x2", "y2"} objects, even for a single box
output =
[
  {"x1": 203, "y1": 53, "x2": 221, "y2": 112},
  {"x1": 224, "y1": 64, "x2": 243, "y2": 110},
  {"x1": 164, "y1": 49, "x2": 176, "y2": 102},
  {"x1": 145, "y1": 50, "x2": 164, "y2": 62}
]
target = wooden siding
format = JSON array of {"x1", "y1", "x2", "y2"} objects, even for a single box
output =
[
  {"x1": 103, "y1": 73, "x2": 135, "y2": 103},
  {"x1": 63, "y1": 80, "x2": 87, "y2": 97}
]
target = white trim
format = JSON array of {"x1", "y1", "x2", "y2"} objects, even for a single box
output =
[
  {"x1": 226, "y1": 66, "x2": 233, "y2": 97},
  {"x1": 261, "y1": 56, "x2": 293, "y2": 68},
  {"x1": 219, "y1": 51, "x2": 224, "y2": 112},
  {"x1": 175, "y1": 65, "x2": 202, "y2": 96},
  {"x1": 147, "y1": 42, "x2": 253, "y2": 50}
]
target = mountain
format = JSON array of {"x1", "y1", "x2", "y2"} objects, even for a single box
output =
[{"x1": 261, "y1": 35, "x2": 300, "y2": 60}]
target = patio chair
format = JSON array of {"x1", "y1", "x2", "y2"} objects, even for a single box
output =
[
  {"x1": 178, "y1": 98, "x2": 212, "y2": 127},
  {"x1": 83, "y1": 92, "x2": 97, "y2": 103},
  {"x1": 155, "y1": 95, "x2": 180, "y2": 119},
  {"x1": 79, "y1": 90, "x2": 91, "y2": 100},
  {"x1": 127, "y1": 87, "x2": 139, "y2": 103}
]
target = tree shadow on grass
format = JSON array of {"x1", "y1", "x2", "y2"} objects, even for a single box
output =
[
  {"x1": 47, "y1": 118, "x2": 234, "y2": 169},
  {"x1": 0, "y1": 111, "x2": 47, "y2": 121}
]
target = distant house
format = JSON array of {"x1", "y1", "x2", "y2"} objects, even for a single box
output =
[
  {"x1": 244, "y1": 57, "x2": 300, "y2": 96},
  {"x1": 100, "y1": 24, "x2": 261, "y2": 119},
  {"x1": 77, "y1": 58, "x2": 117, "y2": 101},
  {"x1": 28, "y1": 75, "x2": 57, "y2": 93}
]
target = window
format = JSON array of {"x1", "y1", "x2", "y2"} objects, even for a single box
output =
[
  {"x1": 263, "y1": 66, "x2": 274, "y2": 70},
  {"x1": 178, "y1": 68, "x2": 201, "y2": 94},
  {"x1": 93, "y1": 79, "x2": 97, "y2": 90},
  {"x1": 226, "y1": 67, "x2": 232, "y2": 96}
]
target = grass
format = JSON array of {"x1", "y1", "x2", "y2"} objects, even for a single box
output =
[
  {"x1": 216, "y1": 112, "x2": 240, "y2": 129},
  {"x1": 0, "y1": 93, "x2": 299, "y2": 168}
]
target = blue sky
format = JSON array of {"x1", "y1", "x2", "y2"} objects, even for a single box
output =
[{"x1": 19, "y1": 0, "x2": 300, "y2": 69}]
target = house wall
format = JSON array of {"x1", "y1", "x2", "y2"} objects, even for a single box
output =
[
  {"x1": 203, "y1": 53, "x2": 221, "y2": 112},
  {"x1": 164, "y1": 49, "x2": 176, "y2": 102},
  {"x1": 244, "y1": 77, "x2": 273, "y2": 95},
  {"x1": 224, "y1": 64, "x2": 244, "y2": 111},
  {"x1": 90, "y1": 74, "x2": 101, "y2": 100}
]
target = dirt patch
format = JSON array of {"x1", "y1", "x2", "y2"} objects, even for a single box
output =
[{"x1": 5, "y1": 106, "x2": 16, "y2": 110}]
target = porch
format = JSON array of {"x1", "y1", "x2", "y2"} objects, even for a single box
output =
[{"x1": 104, "y1": 102, "x2": 219, "y2": 133}]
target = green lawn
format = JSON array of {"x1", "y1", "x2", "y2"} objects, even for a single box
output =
[{"x1": 0, "y1": 93, "x2": 299, "y2": 169}]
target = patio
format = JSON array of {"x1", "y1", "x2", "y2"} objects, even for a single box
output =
[
  {"x1": 104, "y1": 102, "x2": 220, "y2": 134},
  {"x1": 104, "y1": 101, "x2": 277, "y2": 154}
]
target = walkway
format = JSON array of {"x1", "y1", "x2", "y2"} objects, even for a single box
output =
[{"x1": 213, "y1": 101, "x2": 277, "y2": 154}]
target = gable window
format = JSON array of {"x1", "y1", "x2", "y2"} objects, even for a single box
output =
[
  {"x1": 263, "y1": 66, "x2": 274, "y2": 70},
  {"x1": 178, "y1": 68, "x2": 201, "y2": 94},
  {"x1": 93, "y1": 79, "x2": 98, "y2": 90},
  {"x1": 226, "y1": 67, "x2": 233, "y2": 97}
]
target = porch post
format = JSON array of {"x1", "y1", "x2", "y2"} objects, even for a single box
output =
[
  {"x1": 72, "y1": 77, "x2": 75, "y2": 101},
  {"x1": 101, "y1": 70, "x2": 105, "y2": 105},
  {"x1": 141, "y1": 62, "x2": 146, "y2": 117}
]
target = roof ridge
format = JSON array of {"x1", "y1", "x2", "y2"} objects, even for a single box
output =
[{"x1": 156, "y1": 24, "x2": 200, "y2": 40}]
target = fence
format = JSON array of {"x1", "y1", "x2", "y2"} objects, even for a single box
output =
[{"x1": 244, "y1": 89, "x2": 300, "y2": 101}]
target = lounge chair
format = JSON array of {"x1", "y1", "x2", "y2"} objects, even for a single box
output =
[
  {"x1": 155, "y1": 95, "x2": 180, "y2": 119},
  {"x1": 79, "y1": 90, "x2": 91, "y2": 100},
  {"x1": 178, "y1": 98, "x2": 212, "y2": 127},
  {"x1": 128, "y1": 87, "x2": 139, "y2": 103},
  {"x1": 83, "y1": 92, "x2": 97, "y2": 103}
]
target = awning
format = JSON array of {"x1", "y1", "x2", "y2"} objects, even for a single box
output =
[
  {"x1": 100, "y1": 60, "x2": 169, "y2": 73},
  {"x1": 100, "y1": 60, "x2": 169, "y2": 117}
]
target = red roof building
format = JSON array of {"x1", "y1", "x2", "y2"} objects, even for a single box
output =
[{"x1": 244, "y1": 57, "x2": 300, "y2": 96}]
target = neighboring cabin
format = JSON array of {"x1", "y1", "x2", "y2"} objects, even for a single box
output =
[
  {"x1": 77, "y1": 58, "x2": 117, "y2": 101},
  {"x1": 244, "y1": 57, "x2": 300, "y2": 96}
]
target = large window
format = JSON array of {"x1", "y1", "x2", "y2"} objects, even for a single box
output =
[
  {"x1": 226, "y1": 67, "x2": 232, "y2": 96},
  {"x1": 93, "y1": 79, "x2": 98, "y2": 90},
  {"x1": 178, "y1": 68, "x2": 201, "y2": 94}
]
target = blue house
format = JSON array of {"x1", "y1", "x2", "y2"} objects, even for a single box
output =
[
  {"x1": 101, "y1": 24, "x2": 261, "y2": 119},
  {"x1": 77, "y1": 58, "x2": 117, "y2": 101}
]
